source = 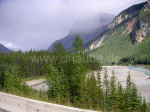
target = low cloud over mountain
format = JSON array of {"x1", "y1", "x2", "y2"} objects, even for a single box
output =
[{"x1": 0, "y1": 0, "x2": 146, "y2": 51}]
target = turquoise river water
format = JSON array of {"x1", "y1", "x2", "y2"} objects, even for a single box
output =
[{"x1": 129, "y1": 66, "x2": 150, "y2": 76}]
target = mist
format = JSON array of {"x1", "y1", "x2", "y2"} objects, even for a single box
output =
[{"x1": 0, "y1": 0, "x2": 147, "y2": 51}]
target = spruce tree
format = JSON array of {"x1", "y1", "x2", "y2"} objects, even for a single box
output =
[
  {"x1": 124, "y1": 73, "x2": 132, "y2": 111},
  {"x1": 141, "y1": 98, "x2": 149, "y2": 112},
  {"x1": 103, "y1": 68, "x2": 110, "y2": 111},
  {"x1": 116, "y1": 82, "x2": 125, "y2": 111},
  {"x1": 84, "y1": 72, "x2": 101, "y2": 109},
  {"x1": 97, "y1": 71, "x2": 103, "y2": 108},
  {"x1": 109, "y1": 71, "x2": 118, "y2": 111},
  {"x1": 73, "y1": 35, "x2": 83, "y2": 53},
  {"x1": 46, "y1": 64, "x2": 66, "y2": 103},
  {"x1": 52, "y1": 42, "x2": 66, "y2": 72},
  {"x1": 0, "y1": 65, "x2": 7, "y2": 89},
  {"x1": 4, "y1": 65, "x2": 23, "y2": 93},
  {"x1": 130, "y1": 84, "x2": 141, "y2": 111}
]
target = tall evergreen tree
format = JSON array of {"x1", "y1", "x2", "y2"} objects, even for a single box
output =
[
  {"x1": 124, "y1": 73, "x2": 132, "y2": 111},
  {"x1": 4, "y1": 65, "x2": 23, "y2": 93},
  {"x1": 125, "y1": 73, "x2": 143, "y2": 112},
  {"x1": 0, "y1": 65, "x2": 7, "y2": 89},
  {"x1": 73, "y1": 35, "x2": 83, "y2": 53},
  {"x1": 141, "y1": 98, "x2": 149, "y2": 112},
  {"x1": 109, "y1": 71, "x2": 118, "y2": 111},
  {"x1": 116, "y1": 82, "x2": 125, "y2": 111},
  {"x1": 103, "y1": 68, "x2": 110, "y2": 111},
  {"x1": 97, "y1": 71, "x2": 103, "y2": 108},
  {"x1": 52, "y1": 42, "x2": 65, "y2": 55},
  {"x1": 130, "y1": 84, "x2": 141, "y2": 111},
  {"x1": 52, "y1": 42, "x2": 66, "y2": 72}
]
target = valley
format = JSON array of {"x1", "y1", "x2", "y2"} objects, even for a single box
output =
[{"x1": 0, "y1": 0, "x2": 150, "y2": 112}]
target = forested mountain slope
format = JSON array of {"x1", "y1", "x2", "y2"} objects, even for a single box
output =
[
  {"x1": 88, "y1": 1, "x2": 150, "y2": 64},
  {"x1": 48, "y1": 14, "x2": 114, "y2": 51}
]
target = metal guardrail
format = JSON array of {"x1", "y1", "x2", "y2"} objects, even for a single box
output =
[
  {"x1": 0, "y1": 109, "x2": 9, "y2": 112},
  {"x1": 0, "y1": 92, "x2": 98, "y2": 112}
]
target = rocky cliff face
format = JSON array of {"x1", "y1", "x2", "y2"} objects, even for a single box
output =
[
  {"x1": 89, "y1": 34, "x2": 106, "y2": 49},
  {"x1": 137, "y1": 3, "x2": 150, "y2": 43},
  {"x1": 135, "y1": 21, "x2": 150, "y2": 44},
  {"x1": 109, "y1": 15, "x2": 128, "y2": 28},
  {"x1": 89, "y1": 1, "x2": 150, "y2": 50},
  {"x1": 128, "y1": 2, "x2": 150, "y2": 44},
  {"x1": 89, "y1": 2, "x2": 149, "y2": 50},
  {"x1": 109, "y1": 2, "x2": 146, "y2": 29}
]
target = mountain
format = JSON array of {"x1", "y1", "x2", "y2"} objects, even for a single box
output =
[
  {"x1": 48, "y1": 14, "x2": 115, "y2": 51},
  {"x1": 0, "y1": 44, "x2": 10, "y2": 52},
  {"x1": 88, "y1": 1, "x2": 150, "y2": 64}
]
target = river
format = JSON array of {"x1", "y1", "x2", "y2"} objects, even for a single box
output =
[{"x1": 129, "y1": 66, "x2": 150, "y2": 76}]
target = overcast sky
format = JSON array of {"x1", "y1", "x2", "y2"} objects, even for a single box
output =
[{"x1": 0, "y1": 0, "x2": 147, "y2": 51}]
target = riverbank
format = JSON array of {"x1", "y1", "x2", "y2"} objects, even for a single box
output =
[
  {"x1": 102, "y1": 66, "x2": 150, "y2": 101},
  {"x1": 26, "y1": 79, "x2": 48, "y2": 91},
  {"x1": 26, "y1": 66, "x2": 150, "y2": 102}
]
